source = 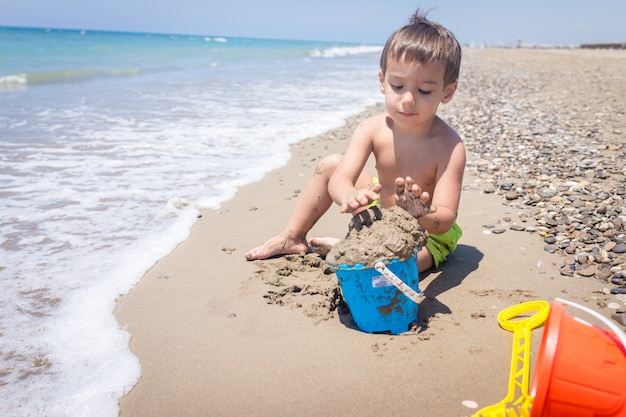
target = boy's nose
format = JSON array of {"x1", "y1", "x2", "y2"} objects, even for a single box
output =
[{"x1": 402, "y1": 91, "x2": 416, "y2": 106}]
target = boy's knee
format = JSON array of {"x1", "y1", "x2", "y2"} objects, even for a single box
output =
[
  {"x1": 315, "y1": 154, "x2": 342, "y2": 176},
  {"x1": 417, "y1": 247, "x2": 434, "y2": 273}
]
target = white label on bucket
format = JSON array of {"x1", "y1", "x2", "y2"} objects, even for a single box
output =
[{"x1": 372, "y1": 274, "x2": 394, "y2": 288}]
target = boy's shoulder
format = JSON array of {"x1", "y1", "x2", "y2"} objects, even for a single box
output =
[
  {"x1": 357, "y1": 112, "x2": 390, "y2": 133},
  {"x1": 361, "y1": 112, "x2": 389, "y2": 125},
  {"x1": 433, "y1": 116, "x2": 463, "y2": 144}
]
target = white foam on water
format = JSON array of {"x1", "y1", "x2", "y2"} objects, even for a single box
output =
[
  {"x1": 310, "y1": 45, "x2": 383, "y2": 58},
  {"x1": 0, "y1": 28, "x2": 384, "y2": 416},
  {"x1": 0, "y1": 73, "x2": 27, "y2": 90}
]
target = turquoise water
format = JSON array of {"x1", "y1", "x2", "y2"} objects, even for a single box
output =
[{"x1": 0, "y1": 26, "x2": 383, "y2": 416}]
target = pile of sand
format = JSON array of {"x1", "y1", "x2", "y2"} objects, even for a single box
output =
[{"x1": 326, "y1": 206, "x2": 428, "y2": 267}]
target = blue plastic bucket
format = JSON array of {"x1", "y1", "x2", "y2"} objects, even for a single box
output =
[{"x1": 332, "y1": 255, "x2": 419, "y2": 334}]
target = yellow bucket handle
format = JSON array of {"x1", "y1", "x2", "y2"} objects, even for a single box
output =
[{"x1": 470, "y1": 300, "x2": 550, "y2": 417}]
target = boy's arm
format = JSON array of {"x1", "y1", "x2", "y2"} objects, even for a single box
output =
[
  {"x1": 418, "y1": 139, "x2": 465, "y2": 234},
  {"x1": 328, "y1": 116, "x2": 380, "y2": 213}
]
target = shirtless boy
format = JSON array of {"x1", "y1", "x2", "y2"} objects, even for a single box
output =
[{"x1": 245, "y1": 10, "x2": 465, "y2": 273}]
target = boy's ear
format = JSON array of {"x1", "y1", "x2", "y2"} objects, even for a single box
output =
[
  {"x1": 378, "y1": 70, "x2": 385, "y2": 93},
  {"x1": 441, "y1": 81, "x2": 457, "y2": 104}
]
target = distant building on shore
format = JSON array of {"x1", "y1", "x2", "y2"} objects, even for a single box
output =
[{"x1": 580, "y1": 42, "x2": 626, "y2": 49}]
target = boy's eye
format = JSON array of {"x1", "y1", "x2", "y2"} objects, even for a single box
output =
[
  {"x1": 418, "y1": 89, "x2": 432, "y2": 95},
  {"x1": 390, "y1": 83, "x2": 403, "y2": 90}
]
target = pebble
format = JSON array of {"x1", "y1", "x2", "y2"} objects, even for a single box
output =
[
  {"x1": 505, "y1": 190, "x2": 520, "y2": 200},
  {"x1": 613, "y1": 243, "x2": 626, "y2": 253},
  {"x1": 445, "y1": 50, "x2": 626, "y2": 327},
  {"x1": 611, "y1": 313, "x2": 626, "y2": 327},
  {"x1": 596, "y1": 268, "x2": 612, "y2": 281},
  {"x1": 577, "y1": 267, "x2": 596, "y2": 278}
]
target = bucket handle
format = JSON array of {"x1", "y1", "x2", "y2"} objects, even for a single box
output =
[
  {"x1": 374, "y1": 261, "x2": 425, "y2": 304},
  {"x1": 470, "y1": 300, "x2": 550, "y2": 417},
  {"x1": 555, "y1": 297, "x2": 626, "y2": 351}
]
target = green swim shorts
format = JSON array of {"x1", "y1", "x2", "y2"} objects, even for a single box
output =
[
  {"x1": 367, "y1": 176, "x2": 380, "y2": 208},
  {"x1": 425, "y1": 222, "x2": 462, "y2": 268}
]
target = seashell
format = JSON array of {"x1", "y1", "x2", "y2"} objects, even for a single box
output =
[{"x1": 462, "y1": 400, "x2": 479, "y2": 409}]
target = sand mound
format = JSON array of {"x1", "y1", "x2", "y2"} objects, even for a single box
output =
[{"x1": 326, "y1": 206, "x2": 428, "y2": 267}]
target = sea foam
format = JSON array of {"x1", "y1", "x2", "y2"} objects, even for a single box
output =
[
  {"x1": 310, "y1": 45, "x2": 383, "y2": 58},
  {"x1": 0, "y1": 26, "x2": 383, "y2": 416},
  {"x1": 0, "y1": 73, "x2": 27, "y2": 90}
]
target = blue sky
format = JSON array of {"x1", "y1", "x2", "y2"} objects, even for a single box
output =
[{"x1": 2, "y1": 0, "x2": 624, "y2": 46}]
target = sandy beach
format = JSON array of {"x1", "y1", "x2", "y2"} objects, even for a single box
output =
[{"x1": 115, "y1": 48, "x2": 626, "y2": 416}]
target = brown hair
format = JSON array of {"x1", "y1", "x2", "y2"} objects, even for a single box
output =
[{"x1": 380, "y1": 9, "x2": 461, "y2": 86}]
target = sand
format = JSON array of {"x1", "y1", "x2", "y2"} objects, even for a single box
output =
[
  {"x1": 115, "y1": 48, "x2": 626, "y2": 416},
  {"x1": 326, "y1": 206, "x2": 428, "y2": 267}
]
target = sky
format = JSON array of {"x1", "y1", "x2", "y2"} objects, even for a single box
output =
[{"x1": 1, "y1": 0, "x2": 625, "y2": 46}]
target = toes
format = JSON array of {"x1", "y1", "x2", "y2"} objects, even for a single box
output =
[{"x1": 244, "y1": 249, "x2": 261, "y2": 261}]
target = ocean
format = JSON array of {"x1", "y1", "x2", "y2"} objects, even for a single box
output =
[{"x1": 0, "y1": 26, "x2": 383, "y2": 416}]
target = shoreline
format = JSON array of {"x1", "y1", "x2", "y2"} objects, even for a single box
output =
[{"x1": 115, "y1": 48, "x2": 626, "y2": 416}]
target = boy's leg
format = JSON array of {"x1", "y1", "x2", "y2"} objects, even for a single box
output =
[
  {"x1": 245, "y1": 154, "x2": 343, "y2": 260},
  {"x1": 416, "y1": 247, "x2": 434, "y2": 273},
  {"x1": 421, "y1": 223, "x2": 462, "y2": 272},
  {"x1": 308, "y1": 171, "x2": 375, "y2": 256}
]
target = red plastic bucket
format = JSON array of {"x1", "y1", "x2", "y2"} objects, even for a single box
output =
[{"x1": 530, "y1": 298, "x2": 626, "y2": 417}]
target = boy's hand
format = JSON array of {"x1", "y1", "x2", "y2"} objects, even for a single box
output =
[
  {"x1": 339, "y1": 182, "x2": 382, "y2": 214},
  {"x1": 394, "y1": 176, "x2": 436, "y2": 218},
  {"x1": 349, "y1": 206, "x2": 383, "y2": 231}
]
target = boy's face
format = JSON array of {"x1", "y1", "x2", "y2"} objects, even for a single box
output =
[{"x1": 378, "y1": 57, "x2": 457, "y2": 129}]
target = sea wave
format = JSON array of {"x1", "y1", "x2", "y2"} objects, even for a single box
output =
[
  {"x1": 203, "y1": 37, "x2": 227, "y2": 43},
  {"x1": 0, "y1": 67, "x2": 142, "y2": 89},
  {"x1": 0, "y1": 73, "x2": 27, "y2": 91},
  {"x1": 310, "y1": 45, "x2": 383, "y2": 58}
]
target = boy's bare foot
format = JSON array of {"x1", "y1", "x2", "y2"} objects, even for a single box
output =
[
  {"x1": 244, "y1": 233, "x2": 309, "y2": 261},
  {"x1": 308, "y1": 236, "x2": 339, "y2": 257}
]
